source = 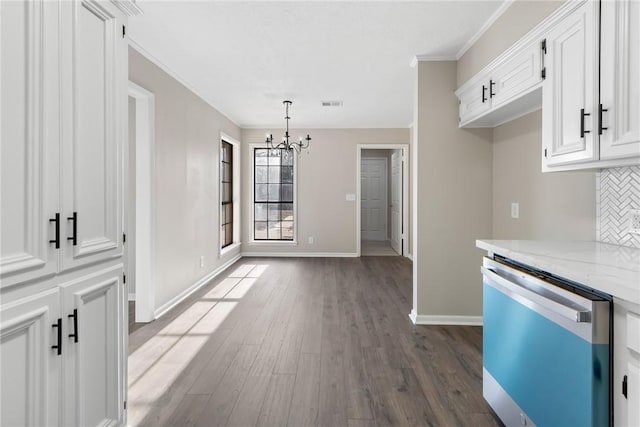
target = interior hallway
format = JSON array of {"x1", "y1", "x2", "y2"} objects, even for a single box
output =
[{"x1": 127, "y1": 257, "x2": 498, "y2": 426}]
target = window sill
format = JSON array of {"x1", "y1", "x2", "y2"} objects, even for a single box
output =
[
  {"x1": 220, "y1": 242, "x2": 242, "y2": 258},
  {"x1": 249, "y1": 240, "x2": 298, "y2": 246}
]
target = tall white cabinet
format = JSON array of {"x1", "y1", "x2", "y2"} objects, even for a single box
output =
[{"x1": 0, "y1": 1, "x2": 138, "y2": 426}]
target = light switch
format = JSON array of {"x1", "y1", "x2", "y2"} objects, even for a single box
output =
[
  {"x1": 511, "y1": 202, "x2": 519, "y2": 219},
  {"x1": 346, "y1": 193, "x2": 356, "y2": 201}
]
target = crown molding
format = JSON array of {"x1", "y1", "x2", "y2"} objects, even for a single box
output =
[
  {"x1": 128, "y1": 38, "x2": 241, "y2": 128},
  {"x1": 455, "y1": 0, "x2": 514, "y2": 60},
  {"x1": 410, "y1": 55, "x2": 457, "y2": 68},
  {"x1": 111, "y1": 0, "x2": 143, "y2": 16}
]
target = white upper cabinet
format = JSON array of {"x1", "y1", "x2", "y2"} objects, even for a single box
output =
[
  {"x1": 0, "y1": 0, "x2": 60, "y2": 288},
  {"x1": 60, "y1": 0, "x2": 126, "y2": 272},
  {"x1": 542, "y1": 0, "x2": 599, "y2": 168},
  {"x1": 457, "y1": 70, "x2": 492, "y2": 125},
  {"x1": 599, "y1": 0, "x2": 640, "y2": 161},
  {"x1": 491, "y1": 39, "x2": 543, "y2": 110}
]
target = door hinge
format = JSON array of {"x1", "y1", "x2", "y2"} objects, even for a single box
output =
[
  {"x1": 122, "y1": 25, "x2": 126, "y2": 38},
  {"x1": 123, "y1": 233, "x2": 126, "y2": 244},
  {"x1": 623, "y1": 375, "x2": 628, "y2": 399},
  {"x1": 123, "y1": 273, "x2": 126, "y2": 284}
]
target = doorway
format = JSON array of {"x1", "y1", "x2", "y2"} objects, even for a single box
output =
[{"x1": 357, "y1": 144, "x2": 408, "y2": 257}]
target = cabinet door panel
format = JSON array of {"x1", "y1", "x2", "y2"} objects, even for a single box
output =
[
  {"x1": 600, "y1": 0, "x2": 640, "y2": 160},
  {"x1": 60, "y1": 0, "x2": 125, "y2": 271},
  {"x1": 62, "y1": 266, "x2": 124, "y2": 426},
  {"x1": 0, "y1": 289, "x2": 61, "y2": 426},
  {"x1": 0, "y1": 0, "x2": 59, "y2": 287},
  {"x1": 542, "y1": 1, "x2": 599, "y2": 167},
  {"x1": 458, "y1": 78, "x2": 492, "y2": 125},
  {"x1": 491, "y1": 40, "x2": 542, "y2": 109}
]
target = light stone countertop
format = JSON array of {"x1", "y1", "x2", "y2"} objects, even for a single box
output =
[{"x1": 476, "y1": 240, "x2": 640, "y2": 305}]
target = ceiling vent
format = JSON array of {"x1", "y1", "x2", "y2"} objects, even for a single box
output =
[{"x1": 321, "y1": 101, "x2": 343, "y2": 107}]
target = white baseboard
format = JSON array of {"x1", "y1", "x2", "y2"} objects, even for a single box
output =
[
  {"x1": 406, "y1": 253, "x2": 413, "y2": 261},
  {"x1": 153, "y1": 254, "x2": 242, "y2": 320},
  {"x1": 128, "y1": 293, "x2": 136, "y2": 301},
  {"x1": 241, "y1": 252, "x2": 358, "y2": 258},
  {"x1": 409, "y1": 312, "x2": 483, "y2": 326}
]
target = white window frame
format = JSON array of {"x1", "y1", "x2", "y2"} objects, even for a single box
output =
[
  {"x1": 249, "y1": 143, "x2": 298, "y2": 245},
  {"x1": 219, "y1": 132, "x2": 241, "y2": 257}
]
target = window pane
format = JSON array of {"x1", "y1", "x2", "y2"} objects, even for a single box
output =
[
  {"x1": 255, "y1": 221, "x2": 268, "y2": 239},
  {"x1": 255, "y1": 149, "x2": 269, "y2": 165},
  {"x1": 281, "y1": 149, "x2": 293, "y2": 166},
  {"x1": 223, "y1": 183, "x2": 231, "y2": 202},
  {"x1": 268, "y1": 222, "x2": 281, "y2": 239},
  {"x1": 255, "y1": 203, "x2": 267, "y2": 221},
  {"x1": 221, "y1": 205, "x2": 226, "y2": 224},
  {"x1": 281, "y1": 203, "x2": 293, "y2": 221},
  {"x1": 223, "y1": 163, "x2": 231, "y2": 182},
  {"x1": 268, "y1": 184, "x2": 280, "y2": 201},
  {"x1": 281, "y1": 221, "x2": 293, "y2": 240},
  {"x1": 281, "y1": 184, "x2": 293, "y2": 202},
  {"x1": 281, "y1": 166, "x2": 293, "y2": 184},
  {"x1": 225, "y1": 204, "x2": 233, "y2": 225},
  {"x1": 268, "y1": 151, "x2": 281, "y2": 165},
  {"x1": 225, "y1": 224, "x2": 232, "y2": 246},
  {"x1": 256, "y1": 184, "x2": 268, "y2": 202},
  {"x1": 268, "y1": 204, "x2": 280, "y2": 221},
  {"x1": 220, "y1": 225, "x2": 226, "y2": 246},
  {"x1": 268, "y1": 166, "x2": 280, "y2": 183},
  {"x1": 255, "y1": 166, "x2": 268, "y2": 183}
]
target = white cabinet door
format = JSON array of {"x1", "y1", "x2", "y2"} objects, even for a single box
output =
[
  {"x1": 458, "y1": 77, "x2": 492, "y2": 125},
  {"x1": 542, "y1": 1, "x2": 599, "y2": 168},
  {"x1": 1, "y1": 288, "x2": 61, "y2": 427},
  {"x1": 1, "y1": 0, "x2": 60, "y2": 288},
  {"x1": 491, "y1": 39, "x2": 543, "y2": 110},
  {"x1": 599, "y1": 0, "x2": 640, "y2": 161},
  {"x1": 61, "y1": 266, "x2": 125, "y2": 427},
  {"x1": 60, "y1": 0, "x2": 126, "y2": 272}
]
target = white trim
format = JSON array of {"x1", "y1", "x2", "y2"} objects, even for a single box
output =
[
  {"x1": 219, "y1": 133, "x2": 241, "y2": 257},
  {"x1": 128, "y1": 39, "x2": 240, "y2": 128},
  {"x1": 410, "y1": 55, "x2": 457, "y2": 67},
  {"x1": 220, "y1": 242, "x2": 242, "y2": 258},
  {"x1": 356, "y1": 144, "x2": 409, "y2": 258},
  {"x1": 455, "y1": 0, "x2": 515, "y2": 60},
  {"x1": 110, "y1": 0, "x2": 142, "y2": 16},
  {"x1": 249, "y1": 143, "x2": 298, "y2": 244},
  {"x1": 128, "y1": 81, "x2": 156, "y2": 323},
  {"x1": 154, "y1": 254, "x2": 242, "y2": 319},
  {"x1": 410, "y1": 314, "x2": 483, "y2": 326},
  {"x1": 242, "y1": 252, "x2": 358, "y2": 258},
  {"x1": 406, "y1": 253, "x2": 413, "y2": 262},
  {"x1": 128, "y1": 293, "x2": 136, "y2": 302}
]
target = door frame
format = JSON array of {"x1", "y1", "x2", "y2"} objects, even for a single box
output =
[
  {"x1": 356, "y1": 144, "x2": 409, "y2": 257},
  {"x1": 360, "y1": 157, "x2": 388, "y2": 242},
  {"x1": 127, "y1": 81, "x2": 156, "y2": 323}
]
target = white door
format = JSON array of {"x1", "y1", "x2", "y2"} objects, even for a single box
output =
[
  {"x1": 390, "y1": 151, "x2": 402, "y2": 255},
  {"x1": 599, "y1": 0, "x2": 640, "y2": 160},
  {"x1": 542, "y1": 1, "x2": 599, "y2": 168},
  {"x1": 1, "y1": 0, "x2": 60, "y2": 288},
  {"x1": 1, "y1": 288, "x2": 61, "y2": 427},
  {"x1": 361, "y1": 158, "x2": 387, "y2": 241},
  {"x1": 60, "y1": 0, "x2": 126, "y2": 272},
  {"x1": 61, "y1": 266, "x2": 125, "y2": 426}
]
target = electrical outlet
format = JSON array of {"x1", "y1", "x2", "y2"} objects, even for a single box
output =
[
  {"x1": 308, "y1": 236, "x2": 314, "y2": 244},
  {"x1": 511, "y1": 202, "x2": 520, "y2": 219},
  {"x1": 200, "y1": 256, "x2": 204, "y2": 268},
  {"x1": 629, "y1": 209, "x2": 640, "y2": 235}
]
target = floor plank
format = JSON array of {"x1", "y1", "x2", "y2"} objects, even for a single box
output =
[{"x1": 127, "y1": 256, "x2": 500, "y2": 427}]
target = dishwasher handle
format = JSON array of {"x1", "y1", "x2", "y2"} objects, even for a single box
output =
[{"x1": 482, "y1": 266, "x2": 592, "y2": 324}]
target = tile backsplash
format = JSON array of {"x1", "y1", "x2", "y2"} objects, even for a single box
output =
[{"x1": 596, "y1": 165, "x2": 640, "y2": 248}]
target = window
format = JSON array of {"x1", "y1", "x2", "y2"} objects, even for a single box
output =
[
  {"x1": 221, "y1": 141, "x2": 233, "y2": 248},
  {"x1": 253, "y1": 148, "x2": 294, "y2": 240}
]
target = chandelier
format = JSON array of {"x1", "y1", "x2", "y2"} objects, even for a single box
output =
[{"x1": 265, "y1": 100, "x2": 311, "y2": 153}]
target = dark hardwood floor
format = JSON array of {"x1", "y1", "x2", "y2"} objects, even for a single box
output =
[{"x1": 127, "y1": 257, "x2": 500, "y2": 427}]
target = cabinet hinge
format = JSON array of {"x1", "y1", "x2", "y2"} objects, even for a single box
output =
[
  {"x1": 124, "y1": 401, "x2": 127, "y2": 410},
  {"x1": 544, "y1": 148, "x2": 548, "y2": 158},
  {"x1": 541, "y1": 39, "x2": 547, "y2": 54},
  {"x1": 541, "y1": 68, "x2": 546, "y2": 80},
  {"x1": 123, "y1": 233, "x2": 126, "y2": 244},
  {"x1": 541, "y1": 39, "x2": 547, "y2": 80},
  {"x1": 122, "y1": 25, "x2": 126, "y2": 38},
  {"x1": 123, "y1": 273, "x2": 126, "y2": 284},
  {"x1": 622, "y1": 375, "x2": 628, "y2": 399}
]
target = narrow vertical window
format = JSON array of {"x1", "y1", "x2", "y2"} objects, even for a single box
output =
[
  {"x1": 254, "y1": 148, "x2": 294, "y2": 240},
  {"x1": 221, "y1": 141, "x2": 233, "y2": 248}
]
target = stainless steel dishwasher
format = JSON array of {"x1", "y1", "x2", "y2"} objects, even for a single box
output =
[{"x1": 482, "y1": 256, "x2": 612, "y2": 427}]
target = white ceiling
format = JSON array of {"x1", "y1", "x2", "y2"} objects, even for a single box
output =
[{"x1": 130, "y1": 1, "x2": 505, "y2": 129}]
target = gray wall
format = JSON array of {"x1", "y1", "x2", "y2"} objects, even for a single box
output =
[
  {"x1": 492, "y1": 111, "x2": 596, "y2": 240},
  {"x1": 129, "y1": 47, "x2": 242, "y2": 311},
  {"x1": 241, "y1": 128, "x2": 410, "y2": 255},
  {"x1": 413, "y1": 60, "x2": 493, "y2": 318}
]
